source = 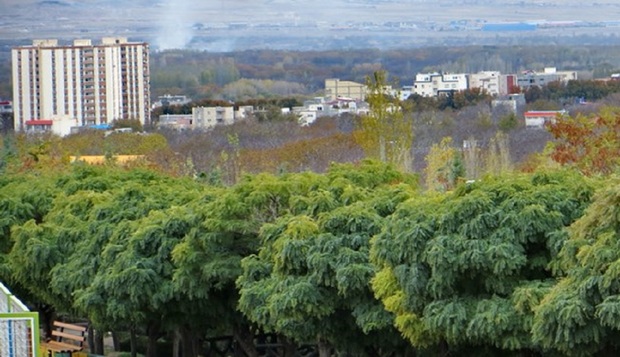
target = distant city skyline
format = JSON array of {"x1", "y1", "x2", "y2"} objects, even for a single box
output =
[{"x1": 2, "y1": 0, "x2": 620, "y2": 51}]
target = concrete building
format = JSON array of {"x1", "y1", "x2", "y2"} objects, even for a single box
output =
[
  {"x1": 516, "y1": 67, "x2": 577, "y2": 90},
  {"x1": 12, "y1": 38, "x2": 150, "y2": 136},
  {"x1": 325, "y1": 79, "x2": 366, "y2": 101},
  {"x1": 468, "y1": 71, "x2": 501, "y2": 96},
  {"x1": 157, "y1": 106, "x2": 243, "y2": 130},
  {"x1": 412, "y1": 72, "x2": 468, "y2": 97},
  {"x1": 192, "y1": 106, "x2": 235, "y2": 128},
  {"x1": 499, "y1": 74, "x2": 519, "y2": 96}
]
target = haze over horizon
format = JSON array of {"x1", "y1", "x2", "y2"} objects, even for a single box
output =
[{"x1": 2, "y1": 0, "x2": 620, "y2": 51}]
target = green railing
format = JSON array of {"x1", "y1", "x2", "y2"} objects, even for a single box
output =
[{"x1": 0, "y1": 282, "x2": 40, "y2": 357}]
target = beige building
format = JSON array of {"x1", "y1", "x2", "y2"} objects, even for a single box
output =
[
  {"x1": 325, "y1": 79, "x2": 367, "y2": 101},
  {"x1": 192, "y1": 106, "x2": 235, "y2": 128},
  {"x1": 12, "y1": 37, "x2": 150, "y2": 136},
  {"x1": 468, "y1": 71, "x2": 501, "y2": 96}
]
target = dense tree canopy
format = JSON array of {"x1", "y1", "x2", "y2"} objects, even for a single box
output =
[
  {"x1": 237, "y1": 161, "x2": 417, "y2": 356},
  {"x1": 532, "y1": 178, "x2": 620, "y2": 356},
  {"x1": 371, "y1": 170, "x2": 596, "y2": 356}
]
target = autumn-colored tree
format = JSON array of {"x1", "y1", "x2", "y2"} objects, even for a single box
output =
[
  {"x1": 485, "y1": 131, "x2": 512, "y2": 175},
  {"x1": 546, "y1": 106, "x2": 620, "y2": 175},
  {"x1": 355, "y1": 71, "x2": 414, "y2": 172},
  {"x1": 424, "y1": 137, "x2": 464, "y2": 191}
]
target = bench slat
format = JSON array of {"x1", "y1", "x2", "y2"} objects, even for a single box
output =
[
  {"x1": 51, "y1": 329, "x2": 86, "y2": 342},
  {"x1": 43, "y1": 341, "x2": 83, "y2": 352},
  {"x1": 53, "y1": 321, "x2": 87, "y2": 332}
]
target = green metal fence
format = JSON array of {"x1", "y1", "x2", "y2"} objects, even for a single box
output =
[{"x1": 0, "y1": 282, "x2": 40, "y2": 357}]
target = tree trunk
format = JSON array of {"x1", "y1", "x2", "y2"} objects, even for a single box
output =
[
  {"x1": 92, "y1": 328, "x2": 105, "y2": 355},
  {"x1": 145, "y1": 321, "x2": 161, "y2": 357},
  {"x1": 280, "y1": 335, "x2": 298, "y2": 357},
  {"x1": 173, "y1": 329, "x2": 180, "y2": 357},
  {"x1": 180, "y1": 325, "x2": 199, "y2": 357},
  {"x1": 233, "y1": 324, "x2": 258, "y2": 357},
  {"x1": 365, "y1": 346, "x2": 381, "y2": 357},
  {"x1": 317, "y1": 338, "x2": 332, "y2": 357},
  {"x1": 439, "y1": 339, "x2": 449, "y2": 357},
  {"x1": 130, "y1": 327, "x2": 138, "y2": 357},
  {"x1": 112, "y1": 331, "x2": 121, "y2": 351},
  {"x1": 87, "y1": 325, "x2": 95, "y2": 353},
  {"x1": 38, "y1": 304, "x2": 55, "y2": 340}
]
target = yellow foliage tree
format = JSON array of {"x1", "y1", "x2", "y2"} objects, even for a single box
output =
[
  {"x1": 424, "y1": 137, "x2": 463, "y2": 191},
  {"x1": 355, "y1": 71, "x2": 414, "y2": 172}
]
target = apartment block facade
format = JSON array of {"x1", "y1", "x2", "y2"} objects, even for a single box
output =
[{"x1": 12, "y1": 37, "x2": 150, "y2": 136}]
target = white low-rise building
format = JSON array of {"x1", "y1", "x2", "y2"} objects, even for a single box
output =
[{"x1": 412, "y1": 72, "x2": 468, "y2": 97}]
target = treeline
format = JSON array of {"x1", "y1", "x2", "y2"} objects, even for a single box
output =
[
  {"x1": 148, "y1": 45, "x2": 620, "y2": 101},
  {"x1": 3, "y1": 157, "x2": 620, "y2": 356}
]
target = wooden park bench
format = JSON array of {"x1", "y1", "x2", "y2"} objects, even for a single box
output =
[{"x1": 41, "y1": 320, "x2": 87, "y2": 357}]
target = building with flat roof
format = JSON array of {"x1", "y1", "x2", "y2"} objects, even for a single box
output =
[
  {"x1": 12, "y1": 37, "x2": 150, "y2": 136},
  {"x1": 325, "y1": 79, "x2": 367, "y2": 101},
  {"x1": 468, "y1": 71, "x2": 501, "y2": 96},
  {"x1": 516, "y1": 67, "x2": 577, "y2": 90},
  {"x1": 413, "y1": 72, "x2": 468, "y2": 97}
]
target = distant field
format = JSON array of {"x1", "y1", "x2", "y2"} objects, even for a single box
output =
[{"x1": 1, "y1": 0, "x2": 620, "y2": 50}]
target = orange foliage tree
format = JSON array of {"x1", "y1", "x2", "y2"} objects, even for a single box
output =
[{"x1": 546, "y1": 106, "x2": 620, "y2": 175}]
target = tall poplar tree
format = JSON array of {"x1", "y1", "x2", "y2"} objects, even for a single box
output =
[{"x1": 355, "y1": 71, "x2": 414, "y2": 172}]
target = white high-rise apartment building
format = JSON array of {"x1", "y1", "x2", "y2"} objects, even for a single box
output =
[{"x1": 12, "y1": 37, "x2": 150, "y2": 136}]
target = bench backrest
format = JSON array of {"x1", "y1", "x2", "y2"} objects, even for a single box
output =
[{"x1": 52, "y1": 321, "x2": 87, "y2": 348}]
